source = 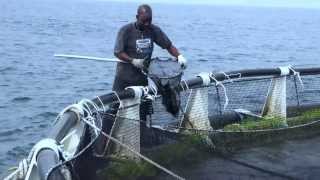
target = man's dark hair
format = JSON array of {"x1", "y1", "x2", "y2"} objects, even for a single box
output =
[
  {"x1": 137, "y1": 4, "x2": 152, "y2": 16},
  {"x1": 136, "y1": 4, "x2": 153, "y2": 30}
]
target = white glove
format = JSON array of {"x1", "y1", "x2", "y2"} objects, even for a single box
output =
[
  {"x1": 131, "y1": 58, "x2": 145, "y2": 69},
  {"x1": 177, "y1": 55, "x2": 187, "y2": 69}
]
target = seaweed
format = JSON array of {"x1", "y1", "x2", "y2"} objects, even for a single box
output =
[
  {"x1": 98, "y1": 135, "x2": 210, "y2": 180},
  {"x1": 223, "y1": 108, "x2": 320, "y2": 132},
  {"x1": 223, "y1": 116, "x2": 285, "y2": 131},
  {"x1": 287, "y1": 108, "x2": 320, "y2": 126}
]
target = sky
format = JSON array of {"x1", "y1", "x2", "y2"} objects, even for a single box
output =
[{"x1": 100, "y1": 0, "x2": 320, "y2": 8}]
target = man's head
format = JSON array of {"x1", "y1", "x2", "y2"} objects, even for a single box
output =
[{"x1": 136, "y1": 4, "x2": 152, "y2": 31}]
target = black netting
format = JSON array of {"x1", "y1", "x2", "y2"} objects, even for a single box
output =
[
  {"x1": 151, "y1": 90, "x2": 191, "y2": 128},
  {"x1": 43, "y1": 72, "x2": 320, "y2": 180},
  {"x1": 299, "y1": 75, "x2": 320, "y2": 105},
  {"x1": 187, "y1": 78, "x2": 273, "y2": 119}
]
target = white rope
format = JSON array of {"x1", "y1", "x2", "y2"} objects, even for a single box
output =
[
  {"x1": 149, "y1": 84, "x2": 158, "y2": 97},
  {"x1": 209, "y1": 73, "x2": 229, "y2": 110},
  {"x1": 81, "y1": 117, "x2": 185, "y2": 180},
  {"x1": 229, "y1": 72, "x2": 242, "y2": 79},
  {"x1": 221, "y1": 71, "x2": 233, "y2": 82},
  {"x1": 147, "y1": 78, "x2": 158, "y2": 97},
  {"x1": 112, "y1": 91, "x2": 123, "y2": 108},
  {"x1": 96, "y1": 96, "x2": 106, "y2": 112},
  {"x1": 4, "y1": 158, "x2": 28, "y2": 180},
  {"x1": 125, "y1": 86, "x2": 144, "y2": 99},
  {"x1": 86, "y1": 99, "x2": 101, "y2": 112},
  {"x1": 149, "y1": 86, "x2": 157, "y2": 97},
  {"x1": 54, "y1": 104, "x2": 84, "y2": 124},
  {"x1": 180, "y1": 82, "x2": 185, "y2": 92},
  {"x1": 79, "y1": 99, "x2": 100, "y2": 113},
  {"x1": 179, "y1": 89, "x2": 193, "y2": 128},
  {"x1": 288, "y1": 66, "x2": 304, "y2": 89},
  {"x1": 143, "y1": 87, "x2": 150, "y2": 97},
  {"x1": 197, "y1": 72, "x2": 211, "y2": 86},
  {"x1": 81, "y1": 102, "x2": 93, "y2": 115},
  {"x1": 180, "y1": 79, "x2": 189, "y2": 91},
  {"x1": 279, "y1": 66, "x2": 291, "y2": 76},
  {"x1": 79, "y1": 99, "x2": 103, "y2": 135}
]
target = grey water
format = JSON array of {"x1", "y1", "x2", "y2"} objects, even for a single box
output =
[{"x1": 1, "y1": 0, "x2": 320, "y2": 177}]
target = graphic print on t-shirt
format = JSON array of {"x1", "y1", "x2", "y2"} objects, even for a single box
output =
[{"x1": 136, "y1": 38, "x2": 152, "y2": 55}]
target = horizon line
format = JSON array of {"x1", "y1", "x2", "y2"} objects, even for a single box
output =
[{"x1": 95, "y1": 0, "x2": 320, "y2": 9}]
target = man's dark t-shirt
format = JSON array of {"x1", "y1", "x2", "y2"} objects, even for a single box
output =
[{"x1": 113, "y1": 23, "x2": 172, "y2": 91}]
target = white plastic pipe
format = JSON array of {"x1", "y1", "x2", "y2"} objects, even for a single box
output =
[{"x1": 54, "y1": 54, "x2": 127, "y2": 63}]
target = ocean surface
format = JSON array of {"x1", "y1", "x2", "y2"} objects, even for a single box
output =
[{"x1": 1, "y1": 0, "x2": 320, "y2": 177}]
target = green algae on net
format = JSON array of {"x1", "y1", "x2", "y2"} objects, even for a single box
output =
[
  {"x1": 97, "y1": 135, "x2": 211, "y2": 180},
  {"x1": 208, "y1": 108, "x2": 320, "y2": 153},
  {"x1": 98, "y1": 109, "x2": 320, "y2": 179},
  {"x1": 223, "y1": 108, "x2": 320, "y2": 131}
]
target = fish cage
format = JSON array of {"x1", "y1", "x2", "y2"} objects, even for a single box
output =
[{"x1": 5, "y1": 66, "x2": 320, "y2": 180}]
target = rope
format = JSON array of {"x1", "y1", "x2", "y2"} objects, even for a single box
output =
[
  {"x1": 221, "y1": 71, "x2": 233, "y2": 82},
  {"x1": 4, "y1": 158, "x2": 28, "y2": 180},
  {"x1": 293, "y1": 76, "x2": 301, "y2": 113},
  {"x1": 80, "y1": 101, "x2": 93, "y2": 115},
  {"x1": 210, "y1": 73, "x2": 229, "y2": 110},
  {"x1": 112, "y1": 91, "x2": 123, "y2": 108},
  {"x1": 180, "y1": 82, "x2": 186, "y2": 92},
  {"x1": 96, "y1": 96, "x2": 106, "y2": 112},
  {"x1": 180, "y1": 79, "x2": 190, "y2": 92},
  {"x1": 178, "y1": 89, "x2": 193, "y2": 128},
  {"x1": 288, "y1": 66, "x2": 304, "y2": 89},
  {"x1": 149, "y1": 85, "x2": 158, "y2": 97},
  {"x1": 81, "y1": 117, "x2": 185, "y2": 180},
  {"x1": 229, "y1": 72, "x2": 242, "y2": 79},
  {"x1": 147, "y1": 78, "x2": 158, "y2": 96},
  {"x1": 215, "y1": 86, "x2": 223, "y2": 115},
  {"x1": 69, "y1": 99, "x2": 184, "y2": 179},
  {"x1": 53, "y1": 104, "x2": 84, "y2": 124}
]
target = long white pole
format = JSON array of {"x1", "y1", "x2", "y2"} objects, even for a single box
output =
[{"x1": 54, "y1": 54, "x2": 127, "y2": 63}]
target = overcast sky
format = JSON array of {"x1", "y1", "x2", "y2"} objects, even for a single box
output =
[{"x1": 99, "y1": 0, "x2": 320, "y2": 8}]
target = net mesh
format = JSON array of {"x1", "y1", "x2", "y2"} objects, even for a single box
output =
[
  {"x1": 183, "y1": 87, "x2": 212, "y2": 130},
  {"x1": 47, "y1": 73, "x2": 320, "y2": 180},
  {"x1": 297, "y1": 75, "x2": 320, "y2": 105},
  {"x1": 112, "y1": 102, "x2": 140, "y2": 159},
  {"x1": 213, "y1": 78, "x2": 272, "y2": 115},
  {"x1": 150, "y1": 74, "x2": 320, "y2": 133}
]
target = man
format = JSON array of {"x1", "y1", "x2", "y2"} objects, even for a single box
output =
[
  {"x1": 111, "y1": 4, "x2": 187, "y2": 146},
  {"x1": 113, "y1": 4, "x2": 187, "y2": 92}
]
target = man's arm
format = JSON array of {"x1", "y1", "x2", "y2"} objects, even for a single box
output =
[
  {"x1": 114, "y1": 25, "x2": 134, "y2": 63},
  {"x1": 114, "y1": 52, "x2": 133, "y2": 63},
  {"x1": 114, "y1": 25, "x2": 144, "y2": 68},
  {"x1": 167, "y1": 45, "x2": 180, "y2": 58},
  {"x1": 167, "y1": 45, "x2": 187, "y2": 69},
  {"x1": 152, "y1": 25, "x2": 187, "y2": 68}
]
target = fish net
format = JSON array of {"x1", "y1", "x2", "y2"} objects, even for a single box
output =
[
  {"x1": 41, "y1": 71, "x2": 320, "y2": 180},
  {"x1": 107, "y1": 73, "x2": 320, "y2": 144}
]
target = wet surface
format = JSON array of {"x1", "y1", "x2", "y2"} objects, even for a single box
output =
[{"x1": 158, "y1": 136, "x2": 320, "y2": 180}]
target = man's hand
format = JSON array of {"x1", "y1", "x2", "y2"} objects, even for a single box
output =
[
  {"x1": 131, "y1": 58, "x2": 145, "y2": 69},
  {"x1": 178, "y1": 55, "x2": 187, "y2": 69}
]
